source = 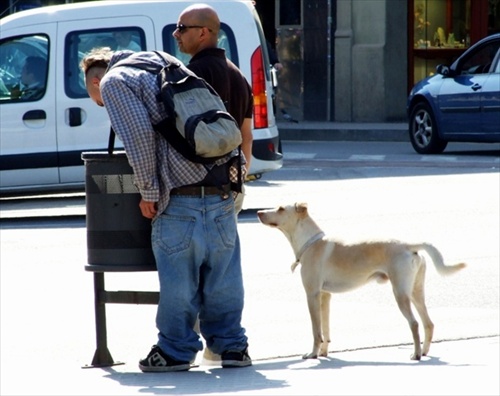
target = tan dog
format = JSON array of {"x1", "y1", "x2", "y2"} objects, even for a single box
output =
[{"x1": 257, "y1": 202, "x2": 466, "y2": 361}]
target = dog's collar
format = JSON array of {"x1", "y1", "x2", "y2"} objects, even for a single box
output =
[{"x1": 291, "y1": 231, "x2": 325, "y2": 272}]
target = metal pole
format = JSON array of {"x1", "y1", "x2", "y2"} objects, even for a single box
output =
[
  {"x1": 326, "y1": 0, "x2": 332, "y2": 121},
  {"x1": 82, "y1": 272, "x2": 124, "y2": 368}
]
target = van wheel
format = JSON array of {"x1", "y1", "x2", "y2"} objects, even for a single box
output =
[{"x1": 409, "y1": 102, "x2": 447, "y2": 154}]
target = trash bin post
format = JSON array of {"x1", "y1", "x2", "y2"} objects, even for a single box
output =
[{"x1": 82, "y1": 272, "x2": 124, "y2": 368}]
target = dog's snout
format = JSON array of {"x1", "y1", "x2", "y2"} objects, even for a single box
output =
[
  {"x1": 257, "y1": 211, "x2": 277, "y2": 227},
  {"x1": 256, "y1": 211, "x2": 266, "y2": 223}
]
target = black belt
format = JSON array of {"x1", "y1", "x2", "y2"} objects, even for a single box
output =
[{"x1": 170, "y1": 184, "x2": 230, "y2": 197}]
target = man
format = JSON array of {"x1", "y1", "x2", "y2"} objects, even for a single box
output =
[
  {"x1": 11, "y1": 56, "x2": 46, "y2": 100},
  {"x1": 81, "y1": 48, "x2": 251, "y2": 372},
  {"x1": 172, "y1": 2, "x2": 254, "y2": 365},
  {"x1": 173, "y1": 3, "x2": 253, "y2": 214}
]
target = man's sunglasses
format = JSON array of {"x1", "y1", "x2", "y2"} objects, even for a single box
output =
[{"x1": 176, "y1": 24, "x2": 210, "y2": 33}]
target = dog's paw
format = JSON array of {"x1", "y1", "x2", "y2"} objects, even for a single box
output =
[
  {"x1": 302, "y1": 352, "x2": 319, "y2": 359},
  {"x1": 410, "y1": 352, "x2": 422, "y2": 361}
]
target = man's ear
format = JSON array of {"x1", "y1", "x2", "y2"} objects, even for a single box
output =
[{"x1": 91, "y1": 76, "x2": 101, "y2": 88}]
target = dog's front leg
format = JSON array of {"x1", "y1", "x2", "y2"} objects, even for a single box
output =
[
  {"x1": 303, "y1": 291, "x2": 323, "y2": 359},
  {"x1": 319, "y1": 292, "x2": 331, "y2": 357}
]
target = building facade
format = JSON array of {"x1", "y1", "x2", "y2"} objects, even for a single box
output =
[{"x1": 261, "y1": 0, "x2": 499, "y2": 123}]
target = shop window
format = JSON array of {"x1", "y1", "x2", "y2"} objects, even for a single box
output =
[
  {"x1": 413, "y1": 0, "x2": 470, "y2": 50},
  {"x1": 409, "y1": 0, "x2": 494, "y2": 90},
  {"x1": 279, "y1": 0, "x2": 301, "y2": 26},
  {"x1": 488, "y1": 0, "x2": 500, "y2": 35},
  {"x1": 412, "y1": 0, "x2": 471, "y2": 85}
]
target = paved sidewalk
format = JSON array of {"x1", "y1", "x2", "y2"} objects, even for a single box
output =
[
  {"x1": 1, "y1": 337, "x2": 498, "y2": 395},
  {"x1": 1, "y1": 190, "x2": 498, "y2": 396}
]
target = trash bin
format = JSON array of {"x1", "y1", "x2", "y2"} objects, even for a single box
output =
[{"x1": 82, "y1": 152, "x2": 156, "y2": 271}]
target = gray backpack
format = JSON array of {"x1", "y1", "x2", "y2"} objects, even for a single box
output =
[{"x1": 110, "y1": 51, "x2": 242, "y2": 164}]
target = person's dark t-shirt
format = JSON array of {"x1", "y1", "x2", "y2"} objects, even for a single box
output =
[{"x1": 187, "y1": 47, "x2": 253, "y2": 127}]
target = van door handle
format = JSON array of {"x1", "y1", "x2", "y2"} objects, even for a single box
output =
[
  {"x1": 68, "y1": 107, "x2": 82, "y2": 126},
  {"x1": 22, "y1": 110, "x2": 46, "y2": 121},
  {"x1": 471, "y1": 83, "x2": 482, "y2": 91}
]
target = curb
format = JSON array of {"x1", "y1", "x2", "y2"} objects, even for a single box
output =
[{"x1": 276, "y1": 122, "x2": 408, "y2": 142}]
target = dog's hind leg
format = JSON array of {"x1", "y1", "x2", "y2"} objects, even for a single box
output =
[
  {"x1": 411, "y1": 259, "x2": 434, "y2": 356},
  {"x1": 394, "y1": 291, "x2": 422, "y2": 360},
  {"x1": 391, "y1": 264, "x2": 422, "y2": 360},
  {"x1": 303, "y1": 291, "x2": 323, "y2": 359},
  {"x1": 319, "y1": 292, "x2": 331, "y2": 357}
]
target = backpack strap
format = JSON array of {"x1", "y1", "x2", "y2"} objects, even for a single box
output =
[{"x1": 107, "y1": 127, "x2": 116, "y2": 155}]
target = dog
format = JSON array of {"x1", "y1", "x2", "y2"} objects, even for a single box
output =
[{"x1": 257, "y1": 202, "x2": 466, "y2": 361}]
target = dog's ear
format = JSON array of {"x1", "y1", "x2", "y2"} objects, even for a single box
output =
[{"x1": 295, "y1": 202, "x2": 308, "y2": 213}]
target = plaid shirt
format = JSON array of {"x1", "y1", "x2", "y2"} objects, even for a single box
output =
[{"x1": 100, "y1": 51, "x2": 244, "y2": 219}]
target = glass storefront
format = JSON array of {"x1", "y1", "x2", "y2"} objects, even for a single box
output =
[
  {"x1": 412, "y1": 0, "x2": 470, "y2": 83},
  {"x1": 410, "y1": 0, "x2": 500, "y2": 89}
]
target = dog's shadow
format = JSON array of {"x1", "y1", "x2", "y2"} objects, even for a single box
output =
[{"x1": 283, "y1": 354, "x2": 460, "y2": 370}]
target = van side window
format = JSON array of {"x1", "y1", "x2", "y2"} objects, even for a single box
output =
[
  {"x1": 64, "y1": 28, "x2": 146, "y2": 98},
  {"x1": 161, "y1": 23, "x2": 239, "y2": 67},
  {"x1": 0, "y1": 35, "x2": 49, "y2": 102}
]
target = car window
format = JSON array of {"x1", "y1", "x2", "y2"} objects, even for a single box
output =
[
  {"x1": 459, "y1": 40, "x2": 500, "y2": 75},
  {"x1": 0, "y1": 34, "x2": 49, "y2": 102},
  {"x1": 161, "y1": 23, "x2": 239, "y2": 67},
  {"x1": 492, "y1": 47, "x2": 500, "y2": 73},
  {"x1": 65, "y1": 28, "x2": 146, "y2": 98}
]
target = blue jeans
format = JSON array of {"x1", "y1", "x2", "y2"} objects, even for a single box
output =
[{"x1": 151, "y1": 193, "x2": 248, "y2": 362}]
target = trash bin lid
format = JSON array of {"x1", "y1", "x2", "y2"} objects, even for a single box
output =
[{"x1": 81, "y1": 151, "x2": 128, "y2": 162}]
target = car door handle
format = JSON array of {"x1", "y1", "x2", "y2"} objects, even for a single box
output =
[
  {"x1": 68, "y1": 107, "x2": 82, "y2": 126},
  {"x1": 471, "y1": 83, "x2": 482, "y2": 91},
  {"x1": 22, "y1": 110, "x2": 46, "y2": 121}
]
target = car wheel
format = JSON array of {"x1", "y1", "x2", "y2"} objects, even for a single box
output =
[{"x1": 409, "y1": 102, "x2": 447, "y2": 154}]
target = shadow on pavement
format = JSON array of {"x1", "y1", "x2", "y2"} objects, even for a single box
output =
[{"x1": 98, "y1": 352, "x2": 464, "y2": 395}]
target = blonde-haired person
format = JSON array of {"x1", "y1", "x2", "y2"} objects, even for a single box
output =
[{"x1": 81, "y1": 46, "x2": 250, "y2": 372}]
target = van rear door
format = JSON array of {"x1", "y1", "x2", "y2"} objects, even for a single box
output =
[{"x1": 56, "y1": 17, "x2": 155, "y2": 184}]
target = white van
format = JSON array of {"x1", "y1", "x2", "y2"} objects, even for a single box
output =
[{"x1": 0, "y1": 0, "x2": 282, "y2": 194}]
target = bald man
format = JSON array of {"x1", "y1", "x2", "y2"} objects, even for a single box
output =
[{"x1": 173, "y1": 3, "x2": 253, "y2": 215}]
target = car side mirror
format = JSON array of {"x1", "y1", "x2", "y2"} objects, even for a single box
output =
[{"x1": 436, "y1": 64, "x2": 450, "y2": 76}]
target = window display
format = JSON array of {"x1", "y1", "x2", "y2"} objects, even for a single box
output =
[
  {"x1": 412, "y1": 0, "x2": 472, "y2": 85},
  {"x1": 413, "y1": 0, "x2": 470, "y2": 50}
]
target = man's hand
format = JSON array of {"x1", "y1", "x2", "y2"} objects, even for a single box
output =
[{"x1": 139, "y1": 199, "x2": 157, "y2": 219}]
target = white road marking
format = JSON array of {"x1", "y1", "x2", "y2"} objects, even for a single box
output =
[
  {"x1": 285, "y1": 153, "x2": 316, "y2": 159},
  {"x1": 421, "y1": 156, "x2": 458, "y2": 162},
  {"x1": 350, "y1": 155, "x2": 385, "y2": 161}
]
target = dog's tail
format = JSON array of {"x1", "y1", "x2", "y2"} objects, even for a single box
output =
[{"x1": 411, "y1": 243, "x2": 466, "y2": 276}]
